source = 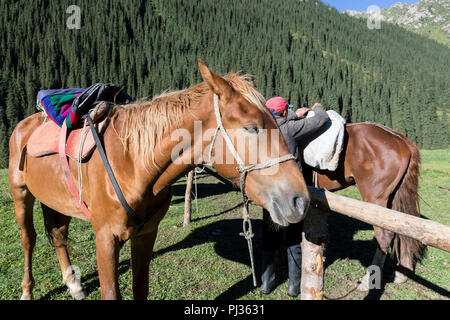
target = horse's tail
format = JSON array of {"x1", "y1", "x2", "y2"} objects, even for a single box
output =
[{"x1": 390, "y1": 138, "x2": 427, "y2": 268}]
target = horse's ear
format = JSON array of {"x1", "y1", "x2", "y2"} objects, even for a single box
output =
[{"x1": 198, "y1": 60, "x2": 232, "y2": 100}]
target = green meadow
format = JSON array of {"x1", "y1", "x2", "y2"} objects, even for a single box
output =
[{"x1": 0, "y1": 149, "x2": 448, "y2": 300}]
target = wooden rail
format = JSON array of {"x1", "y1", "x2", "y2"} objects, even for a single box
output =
[{"x1": 307, "y1": 187, "x2": 450, "y2": 253}]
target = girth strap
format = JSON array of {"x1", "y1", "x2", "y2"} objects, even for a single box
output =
[{"x1": 59, "y1": 122, "x2": 91, "y2": 221}]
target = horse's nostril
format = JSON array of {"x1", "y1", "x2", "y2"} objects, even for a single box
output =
[{"x1": 291, "y1": 193, "x2": 309, "y2": 215}]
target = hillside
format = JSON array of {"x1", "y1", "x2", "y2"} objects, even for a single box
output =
[
  {"x1": 0, "y1": 0, "x2": 449, "y2": 167},
  {"x1": 345, "y1": 0, "x2": 450, "y2": 47}
]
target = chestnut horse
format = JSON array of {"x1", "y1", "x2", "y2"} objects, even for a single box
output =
[
  {"x1": 302, "y1": 122, "x2": 426, "y2": 290},
  {"x1": 8, "y1": 61, "x2": 310, "y2": 300}
]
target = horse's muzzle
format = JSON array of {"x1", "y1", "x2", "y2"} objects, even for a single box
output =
[{"x1": 268, "y1": 191, "x2": 310, "y2": 227}]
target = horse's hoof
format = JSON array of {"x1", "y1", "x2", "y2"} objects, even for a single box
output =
[
  {"x1": 20, "y1": 292, "x2": 34, "y2": 300},
  {"x1": 356, "y1": 273, "x2": 370, "y2": 292},
  {"x1": 356, "y1": 281, "x2": 370, "y2": 292},
  {"x1": 66, "y1": 279, "x2": 86, "y2": 300},
  {"x1": 393, "y1": 271, "x2": 408, "y2": 284},
  {"x1": 70, "y1": 289, "x2": 87, "y2": 300}
]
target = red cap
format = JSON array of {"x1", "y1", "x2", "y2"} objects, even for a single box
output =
[{"x1": 266, "y1": 97, "x2": 288, "y2": 113}]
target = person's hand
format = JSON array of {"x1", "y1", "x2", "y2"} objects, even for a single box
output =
[
  {"x1": 296, "y1": 107, "x2": 310, "y2": 119},
  {"x1": 312, "y1": 103, "x2": 323, "y2": 110}
]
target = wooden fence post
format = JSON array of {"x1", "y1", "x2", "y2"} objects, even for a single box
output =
[
  {"x1": 300, "y1": 206, "x2": 329, "y2": 300},
  {"x1": 183, "y1": 170, "x2": 195, "y2": 227}
]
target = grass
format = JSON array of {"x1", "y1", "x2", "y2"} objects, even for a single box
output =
[{"x1": 0, "y1": 149, "x2": 448, "y2": 300}]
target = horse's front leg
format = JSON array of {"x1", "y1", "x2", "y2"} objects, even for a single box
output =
[
  {"x1": 95, "y1": 229, "x2": 123, "y2": 300},
  {"x1": 131, "y1": 229, "x2": 158, "y2": 300},
  {"x1": 130, "y1": 187, "x2": 172, "y2": 300}
]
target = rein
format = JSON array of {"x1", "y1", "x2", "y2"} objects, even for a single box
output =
[
  {"x1": 209, "y1": 94, "x2": 295, "y2": 287},
  {"x1": 59, "y1": 113, "x2": 152, "y2": 230}
]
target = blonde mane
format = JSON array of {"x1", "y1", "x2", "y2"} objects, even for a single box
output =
[{"x1": 114, "y1": 72, "x2": 267, "y2": 167}]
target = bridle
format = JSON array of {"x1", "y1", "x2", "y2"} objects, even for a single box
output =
[
  {"x1": 208, "y1": 94, "x2": 296, "y2": 286},
  {"x1": 208, "y1": 94, "x2": 296, "y2": 198}
]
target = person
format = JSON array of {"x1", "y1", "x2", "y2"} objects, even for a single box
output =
[{"x1": 261, "y1": 96, "x2": 330, "y2": 297}]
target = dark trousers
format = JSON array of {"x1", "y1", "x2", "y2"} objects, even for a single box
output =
[
  {"x1": 261, "y1": 209, "x2": 303, "y2": 296},
  {"x1": 262, "y1": 209, "x2": 303, "y2": 252}
]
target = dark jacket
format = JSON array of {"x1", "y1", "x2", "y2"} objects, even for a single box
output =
[{"x1": 274, "y1": 106, "x2": 330, "y2": 169}]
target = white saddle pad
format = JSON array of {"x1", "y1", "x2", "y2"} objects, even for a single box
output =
[{"x1": 302, "y1": 110, "x2": 346, "y2": 171}]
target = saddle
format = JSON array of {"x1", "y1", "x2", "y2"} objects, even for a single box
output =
[
  {"x1": 26, "y1": 84, "x2": 140, "y2": 224},
  {"x1": 27, "y1": 102, "x2": 112, "y2": 162}
]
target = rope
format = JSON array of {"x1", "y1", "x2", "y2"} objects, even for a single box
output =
[
  {"x1": 193, "y1": 168, "x2": 199, "y2": 215},
  {"x1": 313, "y1": 170, "x2": 319, "y2": 188},
  {"x1": 77, "y1": 119, "x2": 88, "y2": 204},
  {"x1": 239, "y1": 200, "x2": 257, "y2": 287}
]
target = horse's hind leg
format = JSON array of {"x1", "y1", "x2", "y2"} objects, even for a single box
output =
[
  {"x1": 392, "y1": 236, "x2": 417, "y2": 284},
  {"x1": 357, "y1": 227, "x2": 395, "y2": 291},
  {"x1": 356, "y1": 197, "x2": 395, "y2": 291},
  {"x1": 41, "y1": 204, "x2": 86, "y2": 299},
  {"x1": 11, "y1": 185, "x2": 36, "y2": 300}
]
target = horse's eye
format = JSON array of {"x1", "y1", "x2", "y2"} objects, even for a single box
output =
[{"x1": 243, "y1": 124, "x2": 259, "y2": 134}]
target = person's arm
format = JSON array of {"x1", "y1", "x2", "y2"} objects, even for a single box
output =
[{"x1": 285, "y1": 105, "x2": 330, "y2": 142}]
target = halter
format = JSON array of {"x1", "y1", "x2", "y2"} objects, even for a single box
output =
[{"x1": 208, "y1": 94, "x2": 296, "y2": 286}]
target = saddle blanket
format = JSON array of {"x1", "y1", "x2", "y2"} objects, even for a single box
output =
[
  {"x1": 27, "y1": 116, "x2": 109, "y2": 162},
  {"x1": 37, "y1": 83, "x2": 131, "y2": 129},
  {"x1": 36, "y1": 88, "x2": 84, "y2": 128},
  {"x1": 302, "y1": 110, "x2": 346, "y2": 171}
]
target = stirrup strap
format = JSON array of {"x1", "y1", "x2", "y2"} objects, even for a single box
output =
[{"x1": 59, "y1": 122, "x2": 91, "y2": 221}]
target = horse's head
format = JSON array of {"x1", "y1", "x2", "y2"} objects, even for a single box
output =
[{"x1": 198, "y1": 61, "x2": 310, "y2": 227}]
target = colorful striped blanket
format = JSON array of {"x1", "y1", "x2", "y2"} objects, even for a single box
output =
[
  {"x1": 37, "y1": 84, "x2": 131, "y2": 129},
  {"x1": 37, "y1": 88, "x2": 84, "y2": 128}
]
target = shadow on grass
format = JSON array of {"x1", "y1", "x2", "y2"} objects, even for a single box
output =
[
  {"x1": 37, "y1": 178, "x2": 449, "y2": 300},
  {"x1": 153, "y1": 211, "x2": 375, "y2": 300},
  {"x1": 155, "y1": 208, "x2": 450, "y2": 300},
  {"x1": 154, "y1": 218, "x2": 268, "y2": 300},
  {"x1": 38, "y1": 211, "x2": 450, "y2": 300},
  {"x1": 171, "y1": 182, "x2": 238, "y2": 205}
]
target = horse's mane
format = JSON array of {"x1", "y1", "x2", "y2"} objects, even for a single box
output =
[{"x1": 114, "y1": 72, "x2": 267, "y2": 167}]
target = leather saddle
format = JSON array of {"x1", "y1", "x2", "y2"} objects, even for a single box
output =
[{"x1": 27, "y1": 102, "x2": 112, "y2": 162}]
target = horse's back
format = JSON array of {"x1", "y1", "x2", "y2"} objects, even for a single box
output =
[
  {"x1": 345, "y1": 123, "x2": 415, "y2": 200},
  {"x1": 9, "y1": 113, "x2": 45, "y2": 152},
  {"x1": 346, "y1": 122, "x2": 413, "y2": 157},
  {"x1": 9, "y1": 113, "x2": 45, "y2": 171}
]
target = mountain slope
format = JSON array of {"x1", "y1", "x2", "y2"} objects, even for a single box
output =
[
  {"x1": 0, "y1": 0, "x2": 449, "y2": 167},
  {"x1": 345, "y1": 0, "x2": 450, "y2": 47}
]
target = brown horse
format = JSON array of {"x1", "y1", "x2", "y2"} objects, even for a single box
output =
[
  {"x1": 8, "y1": 61, "x2": 310, "y2": 300},
  {"x1": 302, "y1": 122, "x2": 426, "y2": 290}
]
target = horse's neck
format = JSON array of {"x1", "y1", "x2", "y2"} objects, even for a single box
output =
[
  {"x1": 151, "y1": 102, "x2": 214, "y2": 195},
  {"x1": 115, "y1": 96, "x2": 213, "y2": 197}
]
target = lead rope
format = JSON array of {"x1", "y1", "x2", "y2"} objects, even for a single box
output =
[
  {"x1": 210, "y1": 94, "x2": 296, "y2": 288},
  {"x1": 238, "y1": 169, "x2": 257, "y2": 287}
]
